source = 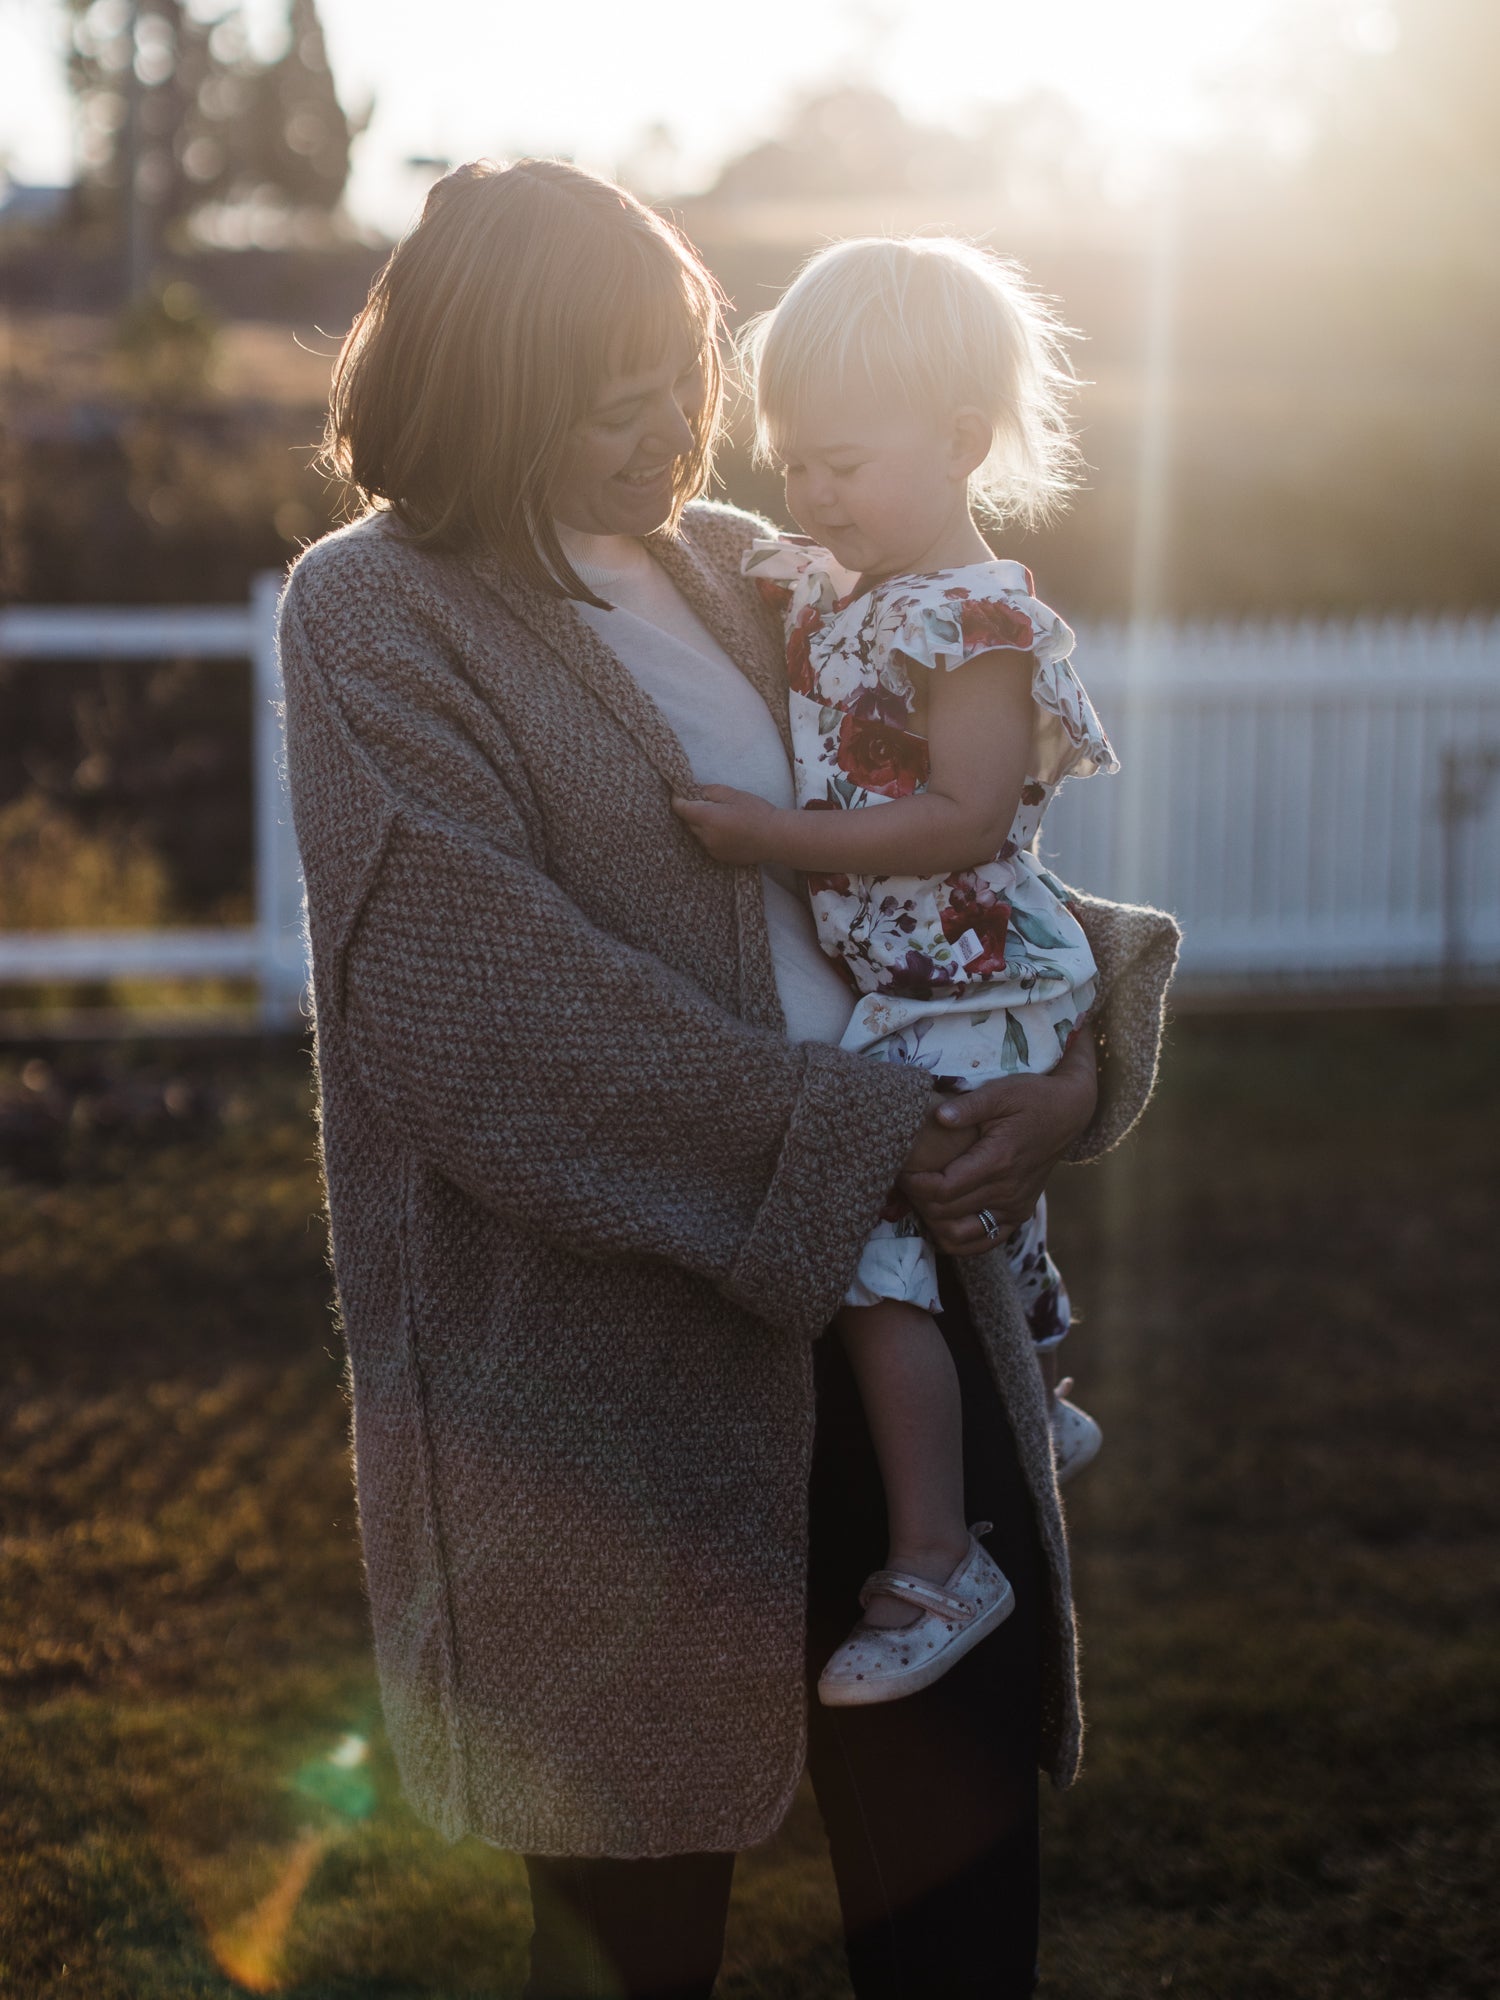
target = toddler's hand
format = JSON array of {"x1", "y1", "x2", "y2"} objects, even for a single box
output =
[{"x1": 673, "y1": 786, "x2": 781, "y2": 865}]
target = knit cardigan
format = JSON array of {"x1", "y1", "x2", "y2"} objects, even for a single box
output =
[{"x1": 277, "y1": 498, "x2": 1180, "y2": 1858}]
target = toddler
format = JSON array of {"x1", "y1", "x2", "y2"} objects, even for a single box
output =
[{"x1": 676, "y1": 238, "x2": 1117, "y2": 1705}]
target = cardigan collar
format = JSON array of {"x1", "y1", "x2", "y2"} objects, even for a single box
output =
[
  {"x1": 644, "y1": 524, "x2": 795, "y2": 764},
  {"x1": 462, "y1": 515, "x2": 794, "y2": 795}
]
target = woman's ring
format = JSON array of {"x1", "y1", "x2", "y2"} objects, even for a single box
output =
[{"x1": 977, "y1": 1208, "x2": 1002, "y2": 1243}]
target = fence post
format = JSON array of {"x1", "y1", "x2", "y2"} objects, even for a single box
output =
[{"x1": 250, "y1": 569, "x2": 307, "y2": 1028}]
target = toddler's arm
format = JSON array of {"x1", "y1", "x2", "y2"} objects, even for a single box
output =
[{"x1": 674, "y1": 651, "x2": 1034, "y2": 876}]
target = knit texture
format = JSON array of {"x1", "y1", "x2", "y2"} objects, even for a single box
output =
[
  {"x1": 277, "y1": 498, "x2": 1180, "y2": 1855},
  {"x1": 1062, "y1": 886, "x2": 1181, "y2": 1163}
]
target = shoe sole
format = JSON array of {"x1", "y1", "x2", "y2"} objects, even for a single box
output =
[{"x1": 817, "y1": 1578, "x2": 1016, "y2": 1708}]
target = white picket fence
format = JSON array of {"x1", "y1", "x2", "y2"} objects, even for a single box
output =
[
  {"x1": 1, "y1": 586, "x2": 1497, "y2": 1026},
  {"x1": 0, "y1": 575, "x2": 306, "y2": 1027},
  {"x1": 1047, "y1": 615, "x2": 1500, "y2": 996}
]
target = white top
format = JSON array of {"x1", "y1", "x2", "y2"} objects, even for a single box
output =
[{"x1": 556, "y1": 524, "x2": 854, "y2": 1047}]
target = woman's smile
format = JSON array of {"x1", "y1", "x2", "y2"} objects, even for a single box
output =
[
  {"x1": 616, "y1": 462, "x2": 675, "y2": 493},
  {"x1": 551, "y1": 345, "x2": 708, "y2": 538}
]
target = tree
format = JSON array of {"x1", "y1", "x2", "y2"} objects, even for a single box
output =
[
  {"x1": 65, "y1": 0, "x2": 367, "y2": 261},
  {"x1": 701, "y1": 86, "x2": 1105, "y2": 217},
  {"x1": 705, "y1": 90, "x2": 980, "y2": 204}
]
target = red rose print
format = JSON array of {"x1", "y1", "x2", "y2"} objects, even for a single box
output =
[
  {"x1": 959, "y1": 599, "x2": 1035, "y2": 653},
  {"x1": 941, "y1": 875, "x2": 1012, "y2": 976},
  {"x1": 755, "y1": 576, "x2": 791, "y2": 608},
  {"x1": 835, "y1": 713, "x2": 929, "y2": 797},
  {"x1": 786, "y1": 605, "x2": 820, "y2": 695}
]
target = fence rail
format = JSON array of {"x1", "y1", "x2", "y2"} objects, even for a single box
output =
[
  {"x1": 0, "y1": 574, "x2": 305, "y2": 1027},
  {"x1": 1045, "y1": 616, "x2": 1500, "y2": 995},
  {"x1": 2, "y1": 587, "x2": 1498, "y2": 1027}
]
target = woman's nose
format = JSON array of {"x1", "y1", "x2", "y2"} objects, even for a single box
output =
[{"x1": 648, "y1": 394, "x2": 696, "y2": 459}]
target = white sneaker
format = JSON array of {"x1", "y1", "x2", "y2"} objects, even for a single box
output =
[
  {"x1": 817, "y1": 1525, "x2": 1015, "y2": 1708},
  {"x1": 1052, "y1": 1378, "x2": 1102, "y2": 1484}
]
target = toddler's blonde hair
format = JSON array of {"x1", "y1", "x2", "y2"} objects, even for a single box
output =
[{"x1": 740, "y1": 236, "x2": 1080, "y2": 529}]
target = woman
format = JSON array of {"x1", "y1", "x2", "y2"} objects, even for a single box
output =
[{"x1": 279, "y1": 158, "x2": 1178, "y2": 1998}]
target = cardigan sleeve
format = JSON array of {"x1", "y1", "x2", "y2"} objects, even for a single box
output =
[
  {"x1": 1058, "y1": 885, "x2": 1181, "y2": 1162},
  {"x1": 278, "y1": 572, "x2": 933, "y2": 1344}
]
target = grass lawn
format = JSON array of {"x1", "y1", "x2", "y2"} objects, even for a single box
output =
[{"x1": 2, "y1": 1010, "x2": 1496, "y2": 1998}]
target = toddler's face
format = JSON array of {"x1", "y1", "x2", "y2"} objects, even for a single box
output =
[{"x1": 774, "y1": 386, "x2": 964, "y2": 582}]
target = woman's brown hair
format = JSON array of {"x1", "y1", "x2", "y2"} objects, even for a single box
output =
[{"x1": 322, "y1": 159, "x2": 726, "y2": 604}]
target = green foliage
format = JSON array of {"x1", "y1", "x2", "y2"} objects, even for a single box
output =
[
  {"x1": 113, "y1": 280, "x2": 221, "y2": 402},
  {"x1": 0, "y1": 791, "x2": 171, "y2": 933},
  {"x1": 0, "y1": 1012, "x2": 1496, "y2": 1995},
  {"x1": 0, "y1": 317, "x2": 331, "y2": 944}
]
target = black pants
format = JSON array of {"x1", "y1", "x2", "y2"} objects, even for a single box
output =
[{"x1": 524, "y1": 1274, "x2": 1044, "y2": 2000}]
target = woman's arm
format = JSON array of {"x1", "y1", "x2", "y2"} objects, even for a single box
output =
[
  {"x1": 673, "y1": 650, "x2": 1035, "y2": 877},
  {"x1": 279, "y1": 561, "x2": 942, "y2": 1343}
]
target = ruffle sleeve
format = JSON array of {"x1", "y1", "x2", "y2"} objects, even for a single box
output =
[
  {"x1": 741, "y1": 535, "x2": 859, "y2": 620},
  {"x1": 882, "y1": 564, "x2": 1119, "y2": 788}
]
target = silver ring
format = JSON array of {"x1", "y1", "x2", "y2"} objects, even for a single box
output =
[{"x1": 977, "y1": 1208, "x2": 1002, "y2": 1243}]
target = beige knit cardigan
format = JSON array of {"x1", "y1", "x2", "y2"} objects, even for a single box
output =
[{"x1": 277, "y1": 498, "x2": 1180, "y2": 1859}]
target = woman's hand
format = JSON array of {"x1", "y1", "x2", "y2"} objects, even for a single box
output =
[
  {"x1": 673, "y1": 786, "x2": 784, "y2": 865},
  {"x1": 900, "y1": 1027, "x2": 1099, "y2": 1257},
  {"x1": 899, "y1": 1102, "x2": 976, "y2": 1181}
]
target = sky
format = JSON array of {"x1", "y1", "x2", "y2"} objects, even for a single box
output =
[{"x1": 0, "y1": 0, "x2": 1384, "y2": 238}]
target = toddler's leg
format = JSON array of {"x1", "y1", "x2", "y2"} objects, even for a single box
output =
[
  {"x1": 1003, "y1": 1192, "x2": 1072, "y2": 1356},
  {"x1": 1005, "y1": 1195, "x2": 1102, "y2": 1482},
  {"x1": 835, "y1": 1300, "x2": 970, "y2": 1631}
]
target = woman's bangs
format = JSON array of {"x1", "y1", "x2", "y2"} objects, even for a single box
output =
[
  {"x1": 577, "y1": 224, "x2": 722, "y2": 527},
  {"x1": 598, "y1": 230, "x2": 719, "y2": 389}
]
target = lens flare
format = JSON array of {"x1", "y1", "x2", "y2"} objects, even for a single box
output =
[
  {"x1": 209, "y1": 1827, "x2": 334, "y2": 1994},
  {"x1": 202, "y1": 1730, "x2": 374, "y2": 1993}
]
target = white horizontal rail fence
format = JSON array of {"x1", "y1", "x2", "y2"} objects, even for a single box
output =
[
  {"x1": 2, "y1": 594, "x2": 1498, "y2": 1023},
  {"x1": 0, "y1": 572, "x2": 307, "y2": 1026},
  {"x1": 1044, "y1": 616, "x2": 1500, "y2": 991}
]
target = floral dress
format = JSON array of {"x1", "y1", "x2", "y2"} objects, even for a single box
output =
[{"x1": 744, "y1": 536, "x2": 1119, "y2": 1330}]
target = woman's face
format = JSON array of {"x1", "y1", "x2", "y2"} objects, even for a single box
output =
[{"x1": 552, "y1": 345, "x2": 707, "y2": 539}]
